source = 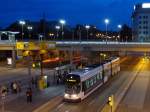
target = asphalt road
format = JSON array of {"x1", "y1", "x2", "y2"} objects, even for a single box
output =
[{"x1": 116, "y1": 58, "x2": 150, "y2": 112}]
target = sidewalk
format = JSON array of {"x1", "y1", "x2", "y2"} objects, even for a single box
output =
[{"x1": 0, "y1": 85, "x2": 64, "y2": 112}]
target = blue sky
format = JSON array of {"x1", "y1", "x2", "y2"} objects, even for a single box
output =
[{"x1": 0, "y1": 0, "x2": 150, "y2": 30}]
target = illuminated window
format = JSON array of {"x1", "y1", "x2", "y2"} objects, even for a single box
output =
[{"x1": 142, "y1": 3, "x2": 150, "y2": 8}]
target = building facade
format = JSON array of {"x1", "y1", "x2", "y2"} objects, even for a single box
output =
[{"x1": 132, "y1": 3, "x2": 150, "y2": 42}]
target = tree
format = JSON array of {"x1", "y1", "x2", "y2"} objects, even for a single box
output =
[{"x1": 120, "y1": 24, "x2": 132, "y2": 42}]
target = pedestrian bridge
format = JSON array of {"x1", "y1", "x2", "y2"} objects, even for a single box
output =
[
  {"x1": 1, "y1": 41, "x2": 150, "y2": 52},
  {"x1": 56, "y1": 41, "x2": 150, "y2": 52}
]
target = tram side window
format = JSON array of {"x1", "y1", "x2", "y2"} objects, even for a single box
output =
[
  {"x1": 97, "y1": 74, "x2": 100, "y2": 80},
  {"x1": 99, "y1": 71, "x2": 102, "y2": 79},
  {"x1": 86, "y1": 80, "x2": 90, "y2": 89},
  {"x1": 82, "y1": 80, "x2": 90, "y2": 91},
  {"x1": 93, "y1": 76, "x2": 97, "y2": 84},
  {"x1": 90, "y1": 78, "x2": 94, "y2": 86}
]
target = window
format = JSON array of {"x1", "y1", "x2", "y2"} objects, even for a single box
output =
[
  {"x1": 86, "y1": 80, "x2": 90, "y2": 89},
  {"x1": 143, "y1": 21, "x2": 148, "y2": 24},
  {"x1": 90, "y1": 79, "x2": 93, "y2": 86},
  {"x1": 94, "y1": 76, "x2": 97, "y2": 84},
  {"x1": 1, "y1": 34, "x2": 8, "y2": 40},
  {"x1": 97, "y1": 74, "x2": 100, "y2": 80}
]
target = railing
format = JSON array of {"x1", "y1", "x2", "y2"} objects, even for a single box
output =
[
  {"x1": 55, "y1": 41, "x2": 150, "y2": 45},
  {"x1": 1, "y1": 40, "x2": 150, "y2": 46}
]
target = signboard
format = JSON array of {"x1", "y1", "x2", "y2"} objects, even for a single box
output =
[
  {"x1": 16, "y1": 42, "x2": 24, "y2": 50},
  {"x1": 40, "y1": 42, "x2": 48, "y2": 49},
  {"x1": 28, "y1": 42, "x2": 39, "y2": 50},
  {"x1": 47, "y1": 42, "x2": 56, "y2": 49},
  {"x1": 7, "y1": 58, "x2": 12, "y2": 65}
]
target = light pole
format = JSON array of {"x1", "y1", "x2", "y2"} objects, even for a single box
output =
[
  {"x1": 59, "y1": 19, "x2": 66, "y2": 40},
  {"x1": 27, "y1": 26, "x2": 33, "y2": 41},
  {"x1": 104, "y1": 19, "x2": 109, "y2": 42},
  {"x1": 70, "y1": 29, "x2": 74, "y2": 68},
  {"x1": 39, "y1": 34, "x2": 43, "y2": 42},
  {"x1": 19, "y1": 20, "x2": 26, "y2": 41},
  {"x1": 85, "y1": 25, "x2": 90, "y2": 41},
  {"x1": 117, "y1": 24, "x2": 122, "y2": 42},
  {"x1": 55, "y1": 25, "x2": 60, "y2": 40}
]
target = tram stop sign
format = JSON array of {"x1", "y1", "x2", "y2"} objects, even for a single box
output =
[{"x1": 108, "y1": 95, "x2": 114, "y2": 106}]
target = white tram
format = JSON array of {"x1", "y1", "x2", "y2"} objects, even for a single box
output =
[{"x1": 64, "y1": 57, "x2": 120, "y2": 102}]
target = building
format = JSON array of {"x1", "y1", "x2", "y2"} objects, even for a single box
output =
[{"x1": 132, "y1": 3, "x2": 150, "y2": 42}]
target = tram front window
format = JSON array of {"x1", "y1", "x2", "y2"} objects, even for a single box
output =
[
  {"x1": 65, "y1": 83, "x2": 81, "y2": 94},
  {"x1": 65, "y1": 74, "x2": 81, "y2": 94}
]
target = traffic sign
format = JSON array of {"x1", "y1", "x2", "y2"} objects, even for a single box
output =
[
  {"x1": 16, "y1": 42, "x2": 24, "y2": 50},
  {"x1": 28, "y1": 42, "x2": 38, "y2": 50}
]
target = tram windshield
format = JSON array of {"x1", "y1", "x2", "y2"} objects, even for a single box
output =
[{"x1": 65, "y1": 74, "x2": 81, "y2": 94}]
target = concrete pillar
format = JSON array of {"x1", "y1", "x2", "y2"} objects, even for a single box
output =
[
  {"x1": 12, "y1": 49, "x2": 16, "y2": 68},
  {"x1": 119, "y1": 51, "x2": 126, "y2": 57}
]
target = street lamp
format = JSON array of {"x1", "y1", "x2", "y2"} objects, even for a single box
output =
[
  {"x1": 27, "y1": 26, "x2": 33, "y2": 41},
  {"x1": 19, "y1": 20, "x2": 26, "y2": 41},
  {"x1": 104, "y1": 19, "x2": 110, "y2": 42},
  {"x1": 55, "y1": 25, "x2": 60, "y2": 39},
  {"x1": 59, "y1": 19, "x2": 66, "y2": 40},
  {"x1": 85, "y1": 25, "x2": 90, "y2": 41},
  {"x1": 117, "y1": 24, "x2": 122, "y2": 42}
]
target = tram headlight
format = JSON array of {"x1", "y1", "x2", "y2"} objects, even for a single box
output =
[
  {"x1": 64, "y1": 93, "x2": 69, "y2": 98},
  {"x1": 72, "y1": 94, "x2": 78, "y2": 99}
]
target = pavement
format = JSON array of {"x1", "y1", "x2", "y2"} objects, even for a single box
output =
[{"x1": 0, "y1": 85, "x2": 64, "y2": 112}]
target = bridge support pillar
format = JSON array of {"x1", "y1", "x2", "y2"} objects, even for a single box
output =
[
  {"x1": 119, "y1": 51, "x2": 127, "y2": 57},
  {"x1": 12, "y1": 49, "x2": 16, "y2": 68}
]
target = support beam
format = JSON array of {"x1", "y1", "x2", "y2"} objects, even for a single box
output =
[{"x1": 12, "y1": 49, "x2": 16, "y2": 68}]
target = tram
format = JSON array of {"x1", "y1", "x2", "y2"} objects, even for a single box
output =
[{"x1": 64, "y1": 57, "x2": 120, "y2": 102}]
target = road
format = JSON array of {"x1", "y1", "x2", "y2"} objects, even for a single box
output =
[
  {"x1": 116, "y1": 58, "x2": 150, "y2": 112},
  {"x1": 46, "y1": 57, "x2": 143, "y2": 112}
]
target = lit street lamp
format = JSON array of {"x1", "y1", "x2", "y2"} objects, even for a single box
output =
[
  {"x1": 104, "y1": 19, "x2": 109, "y2": 42},
  {"x1": 55, "y1": 25, "x2": 60, "y2": 39},
  {"x1": 19, "y1": 20, "x2": 26, "y2": 41},
  {"x1": 85, "y1": 25, "x2": 90, "y2": 41},
  {"x1": 118, "y1": 24, "x2": 122, "y2": 42},
  {"x1": 27, "y1": 26, "x2": 33, "y2": 41},
  {"x1": 59, "y1": 19, "x2": 66, "y2": 40}
]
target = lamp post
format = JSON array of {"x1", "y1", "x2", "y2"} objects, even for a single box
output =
[
  {"x1": 59, "y1": 19, "x2": 66, "y2": 40},
  {"x1": 85, "y1": 25, "x2": 90, "y2": 41},
  {"x1": 19, "y1": 20, "x2": 26, "y2": 41},
  {"x1": 70, "y1": 29, "x2": 74, "y2": 68},
  {"x1": 39, "y1": 34, "x2": 43, "y2": 42},
  {"x1": 118, "y1": 24, "x2": 122, "y2": 42},
  {"x1": 104, "y1": 19, "x2": 109, "y2": 42},
  {"x1": 55, "y1": 25, "x2": 60, "y2": 40},
  {"x1": 27, "y1": 26, "x2": 33, "y2": 41}
]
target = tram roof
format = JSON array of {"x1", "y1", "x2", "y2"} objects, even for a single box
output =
[
  {"x1": 69, "y1": 63, "x2": 103, "y2": 77},
  {"x1": 69, "y1": 57, "x2": 119, "y2": 78}
]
